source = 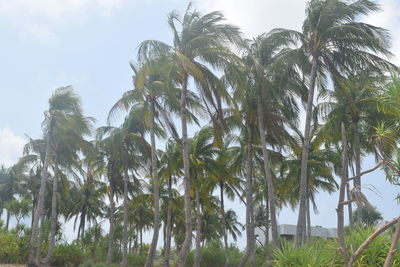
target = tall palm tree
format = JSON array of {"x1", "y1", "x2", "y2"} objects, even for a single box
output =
[
  {"x1": 109, "y1": 57, "x2": 181, "y2": 267},
  {"x1": 242, "y1": 34, "x2": 305, "y2": 248},
  {"x1": 28, "y1": 86, "x2": 88, "y2": 267},
  {"x1": 269, "y1": 0, "x2": 394, "y2": 245},
  {"x1": 44, "y1": 99, "x2": 94, "y2": 265},
  {"x1": 138, "y1": 5, "x2": 242, "y2": 265}
]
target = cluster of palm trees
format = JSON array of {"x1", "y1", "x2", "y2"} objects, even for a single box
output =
[{"x1": 1, "y1": 0, "x2": 400, "y2": 266}]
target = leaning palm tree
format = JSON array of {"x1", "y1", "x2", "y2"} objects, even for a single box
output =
[
  {"x1": 269, "y1": 0, "x2": 394, "y2": 245},
  {"x1": 137, "y1": 4, "x2": 242, "y2": 265},
  {"x1": 28, "y1": 86, "x2": 87, "y2": 267}
]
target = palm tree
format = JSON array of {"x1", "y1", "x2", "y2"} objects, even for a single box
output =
[
  {"x1": 97, "y1": 122, "x2": 149, "y2": 267},
  {"x1": 138, "y1": 5, "x2": 242, "y2": 265},
  {"x1": 269, "y1": 0, "x2": 394, "y2": 245},
  {"x1": 44, "y1": 96, "x2": 94, "y2": 265},
  {"x1": 205, "y1": 134, "x2": 242, "y2": 266},
  {"x1": 109, "y1": 57, "x2": 181, "y2": 267},
  {"x1": 0, "y1": 165, "x2": 18, "y2": 229},
  {"x1": 187, "y1": 127, "x2": 220, "y2": 267},
  {"x1": 28, "y1": 86, "x2": 88, "y2": 266},
  {"x1": 66, "y1": 168, "x2": 106, "y2": 240},
  {"x1": 279, "y1": 125, "x2": 339, "y2": 240},
  {"x1": 158, "y1": 140, "x2": 182, "y2": 266},
  {"x1": 242, "y1": 34, "x2": 305, "y2": 248}
]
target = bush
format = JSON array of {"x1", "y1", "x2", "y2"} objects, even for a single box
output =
[
  {"x1": 0, "y1": 230, "x2": 21, "y2": 263},
  {"x1": 79, "y1": 260, "x2": 118, "y2": 267},
  {"x1": 272, "y1": 238, "x2": 331, "y2": 267},
  {"x1": 53, "y1": 244, "x2": 85, "y2": 267},
  {"x1": 128, "y1": 253, "x2": 147, "y2": 266}
]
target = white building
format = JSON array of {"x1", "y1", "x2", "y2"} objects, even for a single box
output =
[{"x1": 255, "y1": 224, "x2": 337, "y2": 244}]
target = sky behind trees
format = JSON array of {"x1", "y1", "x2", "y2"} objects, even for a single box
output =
[{"x1": 1, "y1": 0, "x2": 399, "y2": 248}]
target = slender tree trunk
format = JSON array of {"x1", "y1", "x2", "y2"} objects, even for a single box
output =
[
  {"x1": 239, "y1": 124, "x2": 255, "y2": 267},
  {"x1": 44, "y1": 158, "x2": 59, "y2": 265},
  {"x1": 177, "y1": 74, "x2": 192, "y2": 267},
  {"x1": 6, "y1": 210, "x2": 10, "y2": 230},
  {"x1": 383, "y1": 219, "x2": 400, "y2": 267},
  {"x1": 265, "y1": 196, "x2": 271, "y2": 267},
  {"x1": 31, "y1": 204, "x2": 35, "y2": 228},
  {"x1": 145, "y1": 99, "x2": 161, "y2": 267},
  {"x1": 337, "y1": 122, "x2": 349, "y2": 264},
  {"x1": 306, "y1": 192, "x2": 311, "y2": 241},
  {"x1": 28, "y1": 118, "x2": 54, "y2": 267},
  {"x1": 120, "y1": 169, "x2": 129, "y2": 267},
  {"x1": 353, "y1": 121, "x2": 361, "y2": 187},
  {"x1": 257, "y1": 95, "x2": 279, "y2": 247},
  {"x1": 35, "y1": 210, "x2": 46, "y2": 266},
  {"x1": 106, "y1": 186, "x2": 115, "y2": 264},
  {"x1": 220, "y1": 183, "x2": 229, "y2": 267},
  {"x1": 164, "y1": 176, "x2": 172, "y2": 267},
  {"x1": 346, "y1": 182, "x2": 353, "y2": 226},
  {"x1": 194, "y1": 174, "x2": 202, "y2": 267},
  {"x1": 296, "y1": 57, "x2": 318, "y2": 246},
  {"x1": 140, "y1": 228, "x2": 143, "y2": 253}
]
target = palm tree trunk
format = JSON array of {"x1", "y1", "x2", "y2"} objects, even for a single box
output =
[
  {"x1": 140, "y1": 228, "x2": 143, "y2": 253},
  {"x1": 106, "y1": 186, "x2": 115, "y2": 264},
  {"x1": 346, "y1": 182, "x2": 353, "y2": 226},
  {"x1": 35, "y1": 209, "x2": 46, "y2": 266},
  {"x1": 120, "y1": 169, "x2": 129, "y2": 267},
  {"x1": 31, "y1": 204, "x2": 35, "y2": 228},
  {"x1": 296, "y1": 57, "x2": 318, "y2": 246},
  {"x1": 145, "y1": 99, "x2": 161, "y2": 267},
  {"x1": 265, "y1": 196, "x2": 271, "y2": 267},
  {"x1": 220, "y1": 182, "x2": 229, "y2": 267},
  {"x1": 44, "y1": 158, "x2": 59, "y2": 265},
  {"x1": 164, "y1": 176, "x2": 172, "y2": 267},
  {"x1": 6, "y1": 210, "x2": 10, "y2": 230},
  {"x1": 257, "y1": 95, "x2": 279, "y2": 247},
  {"x1": 337, "y1": 122, "x2": 349, "y2": 264},
  {"x1": 353, "y1": 121, "x2": 361, "y2": 187},
  {"x1": 194, "y1": 174, "x2": 202, "y2": 267},
  {"x1": 177, "y1": 73, "x2": 192, "y2": 267},
  {"x1": 239, "y1": 124, "x2": 255, "y2": 267},
  {"x1": 306, "y1": 192, "x2": 311, "y2": 241},
  {"x1": 28, "y1": 117, "x2": 55, "y2": 267}
]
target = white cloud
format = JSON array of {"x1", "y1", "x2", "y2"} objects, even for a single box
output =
[
  {"x1": 197, "y1": 0, "x2": 307, "y2": 37},
  {"x1": 0, "y1": 0, "x2": 125, "y2": 21},
  {"x1": 0, "y1": 127, "x2": 25, "y2": 167},
  {"x1": 0, "y1": 0, "x2": 126, "y2": 44}
]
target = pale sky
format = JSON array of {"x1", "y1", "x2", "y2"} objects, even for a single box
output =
[{"x1": 1, "y1": 0, "x2": 399, "y2": 248}]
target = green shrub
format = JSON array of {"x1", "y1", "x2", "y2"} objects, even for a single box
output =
[
  {"x1": 79, "y1": 260, "x2": 118, "y2": 267},
  {"x1": 53, "y1": 244, "x2": 85, "y2": 267},
  {"x1": 128, "y1": 253, "x2": 147, "y2": 266},
  {"x1": 0, "y1": 230, "x2": 20, "y2": 263},
  {"x1": 272, "y1": 239, "x2": 331, "y2": 267}
]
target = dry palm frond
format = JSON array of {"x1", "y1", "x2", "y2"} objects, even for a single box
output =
[{"x1": 350, "y1": 186, "x2": 376, "y2": 210}]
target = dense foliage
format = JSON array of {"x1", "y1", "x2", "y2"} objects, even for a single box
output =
[{"x1": 1, "y1": 0, "x2": 400, "y2": 266}]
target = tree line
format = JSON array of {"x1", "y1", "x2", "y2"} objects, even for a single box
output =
[{"x1": 1, "y1": 0, "x2": 400, "y2": 266}]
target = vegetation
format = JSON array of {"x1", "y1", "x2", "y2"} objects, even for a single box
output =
[{"x1": 1, "y1": 0, "x2": 400, "y2": 266}]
